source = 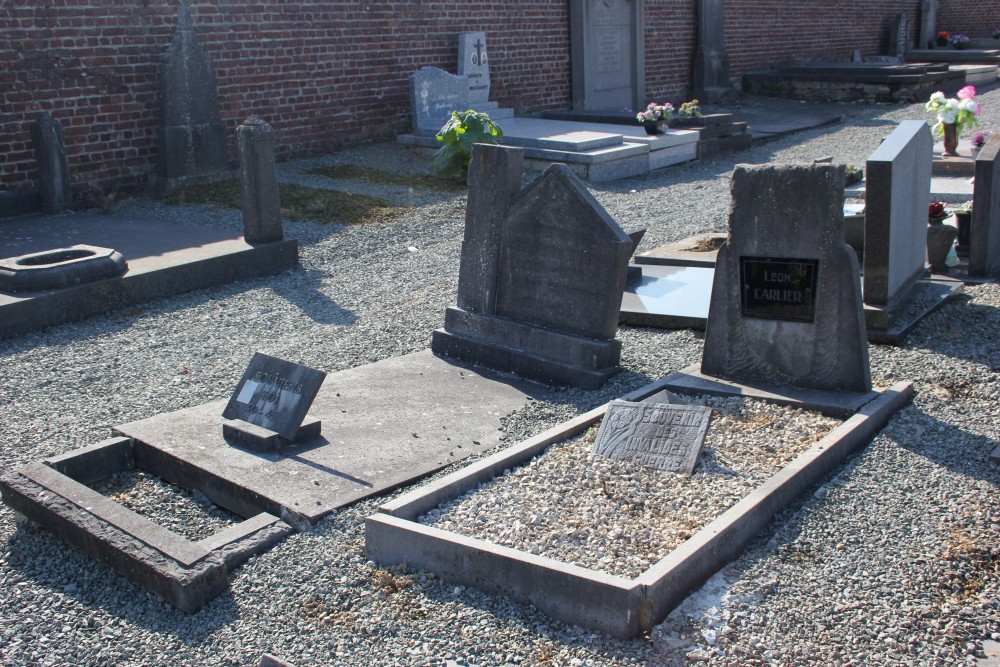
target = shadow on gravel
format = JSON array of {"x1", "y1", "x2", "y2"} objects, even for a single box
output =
[
  {"x1": 268, "y1": 268, "x2": 359, "y2": 326},
  {"x1": 5, "y1": 521, "x2": 239, "y2": 639},
  {"x1": 887, "y1": 408, "x2": 1000, "y2": 482},
  {"x1": 902, "y1": 296, "x2": 1000, "y2": 369}
]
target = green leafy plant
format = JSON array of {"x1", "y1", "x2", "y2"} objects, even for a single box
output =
[{"x1": 429, "y1": 110, "x2": 504, "y2": 181}]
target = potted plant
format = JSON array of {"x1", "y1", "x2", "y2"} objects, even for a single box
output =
[
  {"x1": 950, "y1": 34, "x2": 971, "y2": 50},
  {"x1": 936, "y1": 31, "x2": 951, "y2": 47},
  {"x1": 636, "y1": 102, "x2": 674, "y2": 135},
  {"x1": 926, "y1": 201, "x2": 957, "y2": 272},
  {"x1": 926, "y1": 86, "x2": 982, "y2": 155}
]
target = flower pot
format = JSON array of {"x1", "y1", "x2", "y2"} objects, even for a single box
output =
[
  {"x1": 643, "y1": 121, "x2": 664, "y2": 135},
  {"x1": 955, "y1": 211, "x2": 972, "y2": 257},
  {"x1": 936, "y1": 37, "x2": 950, "y2": 47},
  {"x1": 942, "y1": 123, "x2": 959, "y2": 156},
  {"x1": 954, "y1": 42, "x2": 968, "y2": 50},
  {"x1": 926, "y1": 220, "x2": 958, "y2": 273}
]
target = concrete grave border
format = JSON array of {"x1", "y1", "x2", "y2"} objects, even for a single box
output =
[
  {"x1": 0, "y1": 436, "x2": 292, "y2": 613},
  {"x1": 365, "y1": 378, "x2": 913, "y2": 639}
]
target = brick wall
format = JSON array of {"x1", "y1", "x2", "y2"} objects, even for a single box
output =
[
  {"x1": 0, "y1": 0, "x2": 990, "y2": 207},
  {"x1": 936, "y1": 4, "x2": 1000, "y2": 39}
]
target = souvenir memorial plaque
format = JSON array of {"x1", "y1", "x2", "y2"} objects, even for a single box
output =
[
  {"x1": 592, "y1": 400, "x2": 712, "y2": 474},
  {"x1": 222, "y1": 353, "x2": 326, "y2": 441},
  {"x1": 739, "y1": 256, "x2": 819, "y2": 323}
]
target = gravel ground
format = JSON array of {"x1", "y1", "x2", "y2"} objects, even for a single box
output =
[{"x1": 1, "y1": 88, "x2": 999, "y2": 666}]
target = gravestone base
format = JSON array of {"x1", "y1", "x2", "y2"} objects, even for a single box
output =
[
  {"x1": 223, "y1": 416, "x2": 322, "y2": 453},
  {"x1": 432, "y1": 307, "x2": 621, "y2": 389},
  {"x1": 932, "y1": 140, "x2": 977, "y2": 175},
  {"x1": 863, "y1": 276, "x2": 963, "y2": 343}
]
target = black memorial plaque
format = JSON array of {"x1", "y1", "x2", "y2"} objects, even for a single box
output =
[
  {"x1": 592, "y1": 400, "x2": 712, "y2": 475},
  {"x1": 739, "y1": 256, "x2": 819, "y2": 323},
  {"x1": 222, "y1": 353, "x2": 326, "y2": 441}
]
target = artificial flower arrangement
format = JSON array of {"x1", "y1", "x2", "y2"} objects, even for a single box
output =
[
  {"x1": 973, "y1": 130, "x2": 995, "y2": 148},
  {"x1": 636, "y1": 102, "x2": 674, "y2": 124},
  {"x1": 926, "y1": 85, "x2": 981, "y2": 137},
  {"x1": 950, "y1": 34, "x2": 970, "y2": 48},
  {"x1": 928, "y1": 201, "x2": 949, "y2": 223},
  {"x1": 936, "y1": 31, "x2": 951, "y2": 46},
  {"x1": 678, "y1": 99, "x2": 702, "y2": 118}
]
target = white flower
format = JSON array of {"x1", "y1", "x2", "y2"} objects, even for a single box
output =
[
  {"x1": 959, "y1": 99, "x2": 979, "y2": 114},
  {"x1": 945, "y1": 98, "x2": 960, "y2": 111},
  {"x1": 930, "y1": 91, "x2": 946, "y2": 104},
  {"x1": 938, "y1": 109, "x2": 958, "y2": 124}
]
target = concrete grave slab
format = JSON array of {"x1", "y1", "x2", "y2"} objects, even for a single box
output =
[
  {"x1": 0, "y1": 213, "x2": 297, "y2": 340},
  {"x1": 618, "y1": 264, "x2": 712, "y2": 329},
  {"x1": 366, "y1": 378, "x2": 913, "y2": 639},
  {"x1": 114, "y1": 350, "x2": 546, "y2": 529}
]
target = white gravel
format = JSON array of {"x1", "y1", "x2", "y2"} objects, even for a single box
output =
[{"x1": 2, "y1": 89, "x2": 1000, "y2": 666}]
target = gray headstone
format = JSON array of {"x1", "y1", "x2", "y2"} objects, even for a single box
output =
[
  {"x1": 593, "y1": 400, "x2": 711, "y2": 475},
  {"x1": 970, "y1": 134, "x2": 1000, "y2": 277},
  {"x1": 432, "y1": 144, "x2": 632, "y2": 388},
  {"x1": 156, "y1": 0, "x2": 228, "y2": 182},
  {"x1": 889, "y1": 12, "x2": 910, "y2": 57},
  {"x1": 701, "y1": 163, "x2": 871, "y2": 393},
  {"x1": 30, "y1": 113, "x2": 72, "y2": 213},
  {"x1": 237, "y1": 116, "x2": 283, "y2": 244},
  {"x1": 919, "y1": 0, "x2": 938, "y2": 49},
  {"x1": 863, "y1": 121, "x2": 932, "y2": 307},
  {"x1": 409, "y1": 66, "x2": 470, "y2": 134},
  {"x1": 569, "y1": 0, "x2": 644, "y2": 112},
  {"x1": 457, "y1": 32, "x2": 491, "y2": 105},
  {"x1": 222, "y1": 352, "x2": 326, "y2": 442},
  {"x1": 692, "y1": 0, "x2": 736, "y2": 102}
]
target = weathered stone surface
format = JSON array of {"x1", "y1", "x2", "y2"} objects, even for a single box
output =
[
  {"x1": 156, "y1": 1, "x2": 228, "y2": 183},
  {"x1": 409, "y1": 66, "x2": 470, "y2": 134},
  {"x1": 970, "y1": 134, "x2": 1000, "y2": 277},
  {"x1": 863, "y1": 120, "x2": 932, "y2": 306},
  {"x1": 457, "y1": 32, "x2": 491, "y2": 104},
  {"x1": 0, "y1": 244, "x2": 127, "y2": 294},
  {"x1": 569, "y1": 0, "x2": 644, "y2": 112},
  {"x1": 701, "y1": 163, "x2": 871, "y2": 393},
  {"x1": 237, "y1": 116, "x2": 283, "y2": 244},
  {"x1": 593, "y1": 400, "x2": 711, "y2": 474},
  {"x1": 693, "y1": 0, "x2": 736, "y2": 102},
  {"x1": 30, "y1": 112, "x2": 72, "y2": 213}
]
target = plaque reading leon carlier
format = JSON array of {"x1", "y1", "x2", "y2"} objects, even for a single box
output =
[
  {"x1": 222, "y1": 352, "x2": 326, "y2": 442},
  {"x1": 592, "y1": 400, "x2": 712, "y2": 475},
  {"x1": 739, "y1": 256, "x2": 819, "y2": 323}
]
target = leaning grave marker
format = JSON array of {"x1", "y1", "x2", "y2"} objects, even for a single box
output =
[
  {"x1": 366, "y1": 161, "x2": 912, "y2": 639},
  {"x1": 592, "y1": 400, "x2": 712, "y2": 475}
]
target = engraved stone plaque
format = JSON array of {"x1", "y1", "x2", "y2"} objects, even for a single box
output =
[
  {"x1": 222, "y1": 352, "x2": 326, "y2": 441},
  {"x1": 739, "y1": 256, "x2": 819, "y2": 323},
  {"x1": 592, "y1": 400, "x2": 712, "y2": 474}
]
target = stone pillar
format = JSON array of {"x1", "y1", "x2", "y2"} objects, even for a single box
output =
[
  {"x1": 236, "y1": 116, "x2": 283, "y2": 244},
  {"x1": 30, "y1": 112, "x2": 73, "y2": 213},
  {"x1": 919, "y1": 0, "x2": 938, "y2": 49},
  {"x1": 692, "y1": 0, "x2": 736, "y2": 103}
]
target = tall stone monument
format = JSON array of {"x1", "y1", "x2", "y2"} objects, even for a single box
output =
[
  {"x1": 701, "y1": 163, "x2": 871, "y2": 393},
  {"x1": 236, "y1": 116, "x2": 283, "y2": 244},
  {"x1": 432, "y1": 144, "x2": 633, "y2": 388},
  {"x1": 918, "y1": 0, "x2": 938, "y2": 49},
  {"x1": 569, "y1": 0, "x2": 644, "y2": 112},
  {"x1": 457, "y1": 32, "x2": 491, "y2": 105},
  {"x1": 156, "y1": 0, "x2": 228, "y2": 193},
  {"x1": 692, "y1": 0, "x2": 736, "y2": 102},
  {"x1": 30, "y1": 112, "x2": 73, "y2": 213}
]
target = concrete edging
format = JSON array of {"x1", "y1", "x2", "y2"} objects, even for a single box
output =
[{"x1": 366, "y1": 380, "x2": 914, "y2": 638}]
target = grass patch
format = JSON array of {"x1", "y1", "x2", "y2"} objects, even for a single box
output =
[
  {"x1": 306, "y1": 164, "x2": 463, "y2": 191},
  {"x1": 166, "y1": 179, "x2": 405, "y2": 226}
]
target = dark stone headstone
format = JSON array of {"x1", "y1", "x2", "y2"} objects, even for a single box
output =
[
  {"x1": 569, "y1": 0, "x2": 644, "y2": 112},
  {"x1": 237, "y1": 116, "x2": 283, "y2": 244},
  {"x1": 863, "y1": 121, "x2": 932, "y2": 307},
  {"x1": 30, "y1": 112, "x2": 72, "y2": 213},
  {"x1": 222, "y1": 353, "x2": 326, "y2": 442},
  {"x1": 457, "y1": 32, "x2": 491, "y2": 105},
  {"x1": 593, "y1": 400, "x2": 712, "y2": 474},
  {"x1": 432, "y1": 143, "x2": 633, "y2": 388},
  {"x1": 156, "y1": 0, "x2": 228, "y2": 188},
  {"x1": 970, "y1": 134, "x2": 1000, "y2": 277},
  {"x1": 888, "y1": 12, "x2": 910, "y2": 58},
  {"x1": 919, "y1": 0, "x2": 938, "y2": 49},
  {"x1": 693, "y1": 0, "x2": 736, "y2": 103},
  {"x1": 701, "y1": 163, "x2": 871, "y2": 393},
  {"x1": 409, "y1": 66, "x2": 470, "y2": 134}
]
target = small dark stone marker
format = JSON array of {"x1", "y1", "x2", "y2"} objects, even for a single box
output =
[
  {"x1": 30, "y1": 112, "x2": 73, "y2": 213},
  {"x1": 237, "y1": 116, "x2": 283, "y2": 243}
]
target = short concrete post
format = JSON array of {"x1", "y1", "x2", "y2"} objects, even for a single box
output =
[
  {"x1": 30, "y1": 112, "x2": 73, "y2": 213},
  {"x1": 236, "y1": 116, "x2": 283, "y2": 244}
]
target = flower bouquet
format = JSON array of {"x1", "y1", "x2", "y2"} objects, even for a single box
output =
[
  {"x1": 950, "y1": 34, "x2": 970, "y2": 49},
  {"x1": 636, "y1": 102, "x2": 674, "y2": 135},
  {"x1": 973, "y1": 130, "x2": 994, "y2": 149},
  {"x1": 936, "y1": 31, "x2": 950, "y2": 47},
  {"x1": 928, "y1": 201, "x2": 949, "y2": 224},
  {"x1": 926, "y1": 86, "x2": 981, "y2": 154}
]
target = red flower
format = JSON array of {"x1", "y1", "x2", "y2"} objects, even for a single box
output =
[{"x1": 929, "y1": 201, "x2": 947, "y2": 218}]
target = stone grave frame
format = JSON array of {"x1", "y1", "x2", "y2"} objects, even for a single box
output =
[
  {"x1": 569, "y1": 0, "x2": 645, "y2": 112},
  {"x1": 0, "y1": 436, "x2": 292, "y2": 613},
  {"x1": 366, "y1": 377, "x2": 913, "y2": 639}
]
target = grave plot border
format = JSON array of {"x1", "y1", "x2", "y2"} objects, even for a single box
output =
[
  {"x1": 365, "y1": 378, "x2": 913, "y2": 639},
  {"x1": 0, "y1": 436, "x2": 293, "y2": 613}
]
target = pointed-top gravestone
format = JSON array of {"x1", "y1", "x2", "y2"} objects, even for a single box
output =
[
  {"x1": 701, "y1": 163, "x2": 871, "y2": 394},
  {"x1": 156, "y1": 0, "x2": 228, "y2": 190},
  {"x1": 30, "y1": 112, "x2": 73, "y2": 213},
  {"x1": 433, "y1": 143, "x2": 633, "y2": 388}
]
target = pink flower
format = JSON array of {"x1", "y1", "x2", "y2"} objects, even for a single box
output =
[{"x1": 958, "y1": 85, "x2": 976, "y2": 100}]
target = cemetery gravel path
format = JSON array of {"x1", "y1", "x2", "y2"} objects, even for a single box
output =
[{"x1": 1, "y1": 88, "x2": 1000, "y2": 666}]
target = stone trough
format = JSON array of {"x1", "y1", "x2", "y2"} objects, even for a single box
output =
[
  {"x1": 365, "y1": 377, "x2": 913, "y2": 639},
  {"x1": 0, "y1": 244, "x2": 127, "y2": 293}
]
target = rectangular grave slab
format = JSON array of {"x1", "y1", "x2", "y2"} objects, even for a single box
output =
[
  {"x1": 0, "y1": 437, "x2": 292, "y2": 613},
  {"x1": 592, "y1": 400, "x2": 711, "y2": 474},
  {"x1": 366, "y1": 379, "x2": 913, "y2": 639}
]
